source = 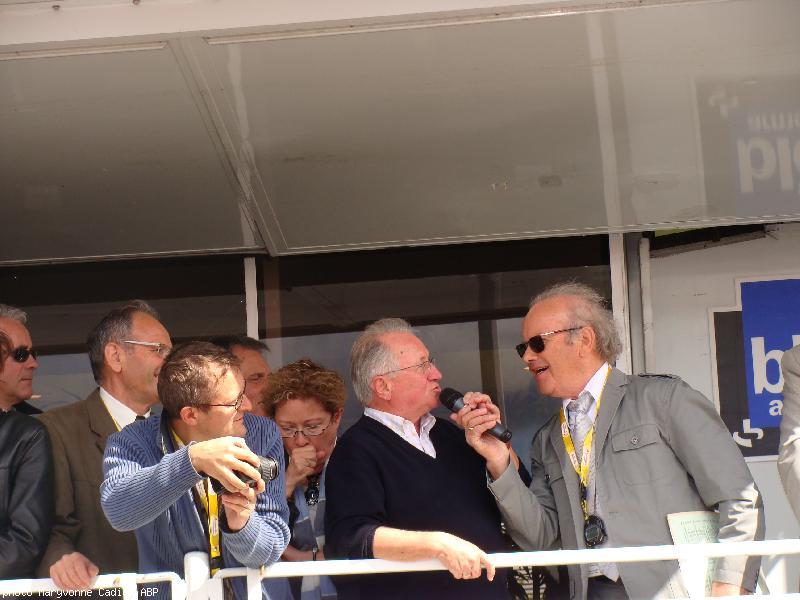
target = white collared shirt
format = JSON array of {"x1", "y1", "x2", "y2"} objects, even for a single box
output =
[
  {"x1": 99, "y1": 387, "x2": 150, "y2": 431},
  {"x1": 561, "y1": 362, "x2": 610, "y2": 425},
  {"x1": 363, "y1": 407, "x2": 437, "y2": 458}
]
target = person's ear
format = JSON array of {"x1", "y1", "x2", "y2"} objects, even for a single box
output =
[
  {"x1": 578, "y1": 326, "x2": 597, "y2": 358},
  {"x1": 332, "y1": 408, "x2": 344, "y2": 427},
  {"x1": 371, "y1": 375, "x2": 392, "y2": 403},
  {"x1": 105, "y1": 342, "x2": 124, "y2": 374},
  {"x1": 180, "y1": 405, "x2": 200, "y2": 426}
]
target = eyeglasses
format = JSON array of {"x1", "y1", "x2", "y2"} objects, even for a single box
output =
[
  {"x1": 205, "y1": 392, "x2": 245, "y2": 411},
  {"x1": 279, "y1": 418, "x2": 335, "y2": 439},
  {"x1": 515, "y1": 327, "x2": 583, "y2": 358},
  {"x1": 123, "y1": 340, "x2": 172, "y2": 357},
  {"x1": 377, "y1": 357, "x2": 436, "y2": 377},
  {"x1": 10, "y1": 346, "x2": 38, "y2": 363}
]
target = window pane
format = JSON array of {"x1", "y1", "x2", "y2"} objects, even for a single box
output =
[
  {"x1": 1, "y1": 256, "x2": 248, "y2": 410},
  {"x1": 259, "y1": 238, "x2": 611, "y2": 454}
]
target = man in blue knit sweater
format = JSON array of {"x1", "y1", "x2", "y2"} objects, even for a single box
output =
[
  {"x1": 100, "y1": 342, "x2": 291, "y2": 599},
  {"x1": 325, "y1": 318, "x2": 513, "y2": 600}
]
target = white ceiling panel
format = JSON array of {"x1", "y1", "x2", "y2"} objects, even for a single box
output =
[
  {"x1": 0, "y1": 43, "x2": 260, "y2": 263},
  {"x1": 1, "y1": 0, "x2": 799, "y2": 263},
  {"x1": 202, "y1": 18, "x2": 607, "y2": 251},
  {"x1": 198, "y1": 0, "x2": 800, "y2": 253}
]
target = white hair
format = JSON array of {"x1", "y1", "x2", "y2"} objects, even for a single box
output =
[
  {"x1": 350, "y1": 318, "x2": 415, "y2": 405},
  {"x1": 0, "y1": 304, "x2": 28, "y2": 324}
]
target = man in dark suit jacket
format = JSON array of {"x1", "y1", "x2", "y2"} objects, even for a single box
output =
[
  {"x1": 37, "y1": 300, "x2": 172, "y2": 590},
  {"x1": 460, "y1": 282, "x2": 764, "y2": 599}
]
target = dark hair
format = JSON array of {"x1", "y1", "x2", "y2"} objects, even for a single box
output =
[
  {"x1": 210, "y1": 335, "x2": 269, "y2": 353},
  {"x1": 262, "y1": 358, "x2": 346, "y2": 418},
  {"x1": 0, "y1": 331, "x2": 10, "y2": 373},
  {"x1": 86, "y1": 300, "x2": 161, "y2": 383},
  {"x1": 158, "y1": 341, "x2": 240, "y2": 419}
]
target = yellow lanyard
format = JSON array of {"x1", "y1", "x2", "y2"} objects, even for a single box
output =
[
  {"x1": 170, "y1": 430, "x2": 222, "y2": 575},
  {"x1": 196, "y1": 481, "x2": 222, "y2": 574},
  {"x1": 559, "y1": 367, "x2": 611, "y2": 518}
]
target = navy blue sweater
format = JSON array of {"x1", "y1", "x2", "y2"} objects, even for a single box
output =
[{"x1": 325, "y1": 415, "x2": 510, "y2": 600}]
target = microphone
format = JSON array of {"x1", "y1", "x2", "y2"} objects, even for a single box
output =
[{"x1": 440, "y1": 387, "x2": 512, "y2": 442}]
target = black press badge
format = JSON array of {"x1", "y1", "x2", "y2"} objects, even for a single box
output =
[{"x1": 583, "y1": 515, "x2": 607, "y2": 548}]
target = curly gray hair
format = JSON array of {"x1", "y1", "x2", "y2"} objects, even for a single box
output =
[{"x1": 531, "y1": 282, "x2": 622, "y2": 364}]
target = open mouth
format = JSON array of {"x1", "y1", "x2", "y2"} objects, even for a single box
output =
[{"x1": 532, "y1": 365, "x2": 549, "y2": 375}]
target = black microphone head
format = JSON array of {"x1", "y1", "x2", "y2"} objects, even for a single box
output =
[
  {"x1": 439, "y1": 387, "x2": 464, "y2": 411},
  {"x1": 495, "y1": 428, "x2": 513, "y2": 443}
]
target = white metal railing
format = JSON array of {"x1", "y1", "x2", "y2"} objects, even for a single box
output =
[{"x1": 3, "y1": 539, "x2": 799, "y2": 600}]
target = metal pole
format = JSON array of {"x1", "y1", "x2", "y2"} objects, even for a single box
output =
[{"x1": 244, "y1": 256, "x2": 258, "y2": 338}]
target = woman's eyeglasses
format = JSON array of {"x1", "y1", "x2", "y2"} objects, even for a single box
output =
[{"x1": 279, "y1": 418, "x2": 334, "y2": 439}]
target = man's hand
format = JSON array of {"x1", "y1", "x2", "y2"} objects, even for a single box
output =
[
  {"x1": 285, "y1": 445, "x2": 325, "y2": 497},
  {"x1": 221, "y1": 483, "x2": 262, "y2": 532},
  {"x1": 50, "y1": 552, "x2": 99, "y2": 591},
  {"x1": 711, "y1": 581, "x2": 749, "y2": 596},
  {"x1": 452, "y1": 393, "x2": 511, "y2": 479},
  {"x1": 433, "y1": 532, "x2": 495, "y2": 581},
  {"x1": 188, "y1": 436, "x2": 262, "y2": 493}
]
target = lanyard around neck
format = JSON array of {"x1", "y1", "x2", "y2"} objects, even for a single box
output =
[
  {"x1": 169, "y1": 428, "x2": 222, "y2": 575},
  {"x1": 559, "y1": 367, "x2": 612, "y2": 516}
]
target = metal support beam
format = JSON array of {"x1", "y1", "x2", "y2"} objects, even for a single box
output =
[
  {"x1": 244, "y1": 256, "x2": 259, "y2": 338},
  {"x1": 624, "y1": 232, "x2": 645, "y2": 375},
  {"x1": 609, "y1": 233, "x2": 632, "y2": 374}
]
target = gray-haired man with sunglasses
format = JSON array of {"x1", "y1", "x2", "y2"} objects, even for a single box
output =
[
  {"x1": 37, "y1": 300, "x2": 172, "y2": 592},
  {"x1": 460, "y1": 282, "x2": 764, "y2": 599},
  {"x1": 0, "y1": 314, "x2": 54, "y2": 579},
  {"x1": 0, "y1": 303, "x2": 41, "y2": 414}
]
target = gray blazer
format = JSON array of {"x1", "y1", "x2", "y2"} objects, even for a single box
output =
[
  {"x1": 779, "y1": 344, "x2": 800, "y2": 521},
  {"x1": 489, "y1": 368, "x2": 764, "y2": 599}
]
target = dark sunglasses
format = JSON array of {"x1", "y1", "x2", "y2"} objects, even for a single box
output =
[
  {"x1": 10, "y1": 346, "x2": 39, "y2": 363},
  {"x1": 515, "y1": 327, "x2": 583, "y2": 358}
]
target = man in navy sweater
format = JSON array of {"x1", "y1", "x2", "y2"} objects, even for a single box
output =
[
  {"x1": 101, "y1": 342, "x2": 291, "y2": 599},
  {"x1": 325, "y1": 318, "x2": 512, "y2": 600}
]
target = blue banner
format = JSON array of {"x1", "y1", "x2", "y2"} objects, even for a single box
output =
[{"x1": 741, "y1": 278, "x2": 800, "y2": 428}]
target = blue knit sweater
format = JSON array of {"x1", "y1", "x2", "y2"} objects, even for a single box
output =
[{"x1": 100, "y1": 413, "x2": 291, "y2": 599}]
